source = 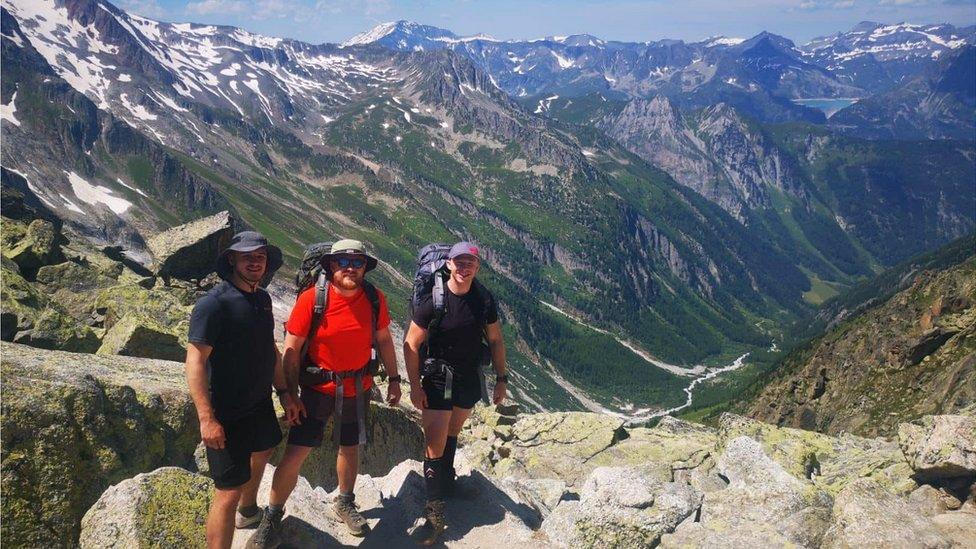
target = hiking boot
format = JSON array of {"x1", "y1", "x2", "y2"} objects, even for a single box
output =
[
  {"x1": 235, "y1": 506, "x2": 263, "y2": 529},
  {"x1": 244, "y1": 506, "x2": 283, "y2": 549},
  {"x1": 333, "y1": 493, "x2": 369, "y2": 536},
  {"x1": 420, "y1": 500, "x2": 446, "y2": 546}
]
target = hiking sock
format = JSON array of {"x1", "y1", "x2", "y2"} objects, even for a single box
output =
[
  {"x1": 267, "y1": 504, "x2": 285, "y2": 517},
  {"x1": 424, "y1": 457, "x2": 444, "y2": 502},
  {"x1": 238, "y1": 504, "x2": 260, "y2": 518}
]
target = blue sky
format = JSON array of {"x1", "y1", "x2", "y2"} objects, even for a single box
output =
[{"x1": 118, "y1": 0, "x2": 976, "y2": 45}]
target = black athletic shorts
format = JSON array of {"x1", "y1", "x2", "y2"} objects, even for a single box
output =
[
  {"x1": 287, "y1": 387, "x2": 370, "y2": 447},
  {"x1": 423, "y1": 363, "x2": 483, "y2": 410},
  {"x1": 206, "y1": 398, "x2": 282, "y2": 490}
]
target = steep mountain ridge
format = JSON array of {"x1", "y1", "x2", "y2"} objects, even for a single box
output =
[{"x1": 742, "y1": 236, "x2": 976, "y2": 437}]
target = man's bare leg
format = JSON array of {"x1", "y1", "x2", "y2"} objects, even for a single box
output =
[
  {"x1": 208, "y1": 486, "x2": 242, "y2": 549},
  {"x1": 268, "y1": 444, "x2": 313, "y2": 506}
]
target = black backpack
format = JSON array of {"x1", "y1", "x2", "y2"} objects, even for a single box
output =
[{"x1": 294, "y1": 242, "x2": 381, "y2": 385}]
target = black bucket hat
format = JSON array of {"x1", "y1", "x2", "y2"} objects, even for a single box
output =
[
  {"x1": 321, "y1": 238, "x2": 378, "y2": 272},
  {"x1": 215, "y1": 231, "x2": 284, "y2": 286}
]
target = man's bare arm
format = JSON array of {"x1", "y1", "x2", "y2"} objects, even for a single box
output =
[
  {"x1": 485, "y1": 321, "x2": 507, "y2": 377},
  {"x1": 282, "y1": 332, "x2": 306, "y2": 396},
  {"x1": 185, "y1": 342, "x2": 225, "y2": 449},
  {"x1": 376, "y1": 327, "x2": 399, "y2": 378}
]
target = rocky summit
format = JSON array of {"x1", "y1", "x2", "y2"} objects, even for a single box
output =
[{"x1": 4, "y1": 344, "x2": 959, "y2": 548}]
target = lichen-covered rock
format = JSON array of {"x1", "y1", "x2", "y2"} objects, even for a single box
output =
[
  {"x1": 899, "y1": 414, "x2": 976, "y2": 481},
  {"x1": 541, "y1": 465, "x2": 702, "y2": 548},
  {"x1": 822, "y1": 478, "x2": 951, "y2": 549},
  {"x1": 80, "y1": 467, "x2": 212, "y2": 549},
  {"x1": 146, "y1": 211, "x2": 232, "y2": 280},
  {"x1": 96, "y1": 313, "x2": 185, "y2": 361},
  {"x1": 2, "y1": 218, "x2": 64, "y2": 278},
  {"x1": 270, "y1": 399, "x2": 424, "y2": 491},
  {"x1": 499, "y1": 477, "x2": 568, "y2": 519},
  {"x1": 672, "y1": 436, "x2": 833, "y2": 548},
  {"x1": 1, "y1": 262, "x2": 100, "y2": 351},
  {"x1": 491, "y1": 412, "x2": 627, "y2": 486},
  {"x1": 720, "y1": 413, "x2": 917, "y2": 496},
  {"x1": 592, "y1": 416, "x2": 719, "y2": 478},
  {"x1": 94, "y1": 283, "x2": 194, "y2": 344},
  {"x1": 0, "y1": 343, "x2": 199, "y2": 547}
]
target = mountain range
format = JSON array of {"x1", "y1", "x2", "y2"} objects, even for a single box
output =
[{"x1": 1, "y1": 0, "x2": 974, "y2": 417}]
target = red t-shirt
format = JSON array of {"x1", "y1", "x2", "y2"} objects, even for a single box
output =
[{"x1": 287, "y1": 284, "x2": 391, "y2": 396}]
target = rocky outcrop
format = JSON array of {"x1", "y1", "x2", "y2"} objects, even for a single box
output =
[
  {"x1": 146, "y1": 210, "x2": 233, "y2": 281},
  {"x1": 745, "y1": 257, "x2": 976, "y2": 437},
  {"x1": 1, "y1": 218, "x2": 65, "y2": 279},
  {"x1": 0, "y1": 342, "x2": 199, "y2": 547},
  {"x1": 82, "y1": 460, "x2": 545, "y2": 548},
  {"x1": 822, "y1": 478, "x2": 952, "y2": 549},
  {"x1": 96, "y1": 312, "x2": 186, "y2": 361},
  {"x1": 544, "y1": 465, "x2": 701, "y2": 548},
  {"x1": 899, "y1": 414, "x2": 976, "y2": 482},
  {"x1": 59, "y1": 403, "x2": 976, "y2": 548},
  {"x1": 79, "y1": 467, "x2": 213, "y2": 549}
]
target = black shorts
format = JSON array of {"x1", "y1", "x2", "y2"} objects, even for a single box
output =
[
  {"x1": 287, "y1": 387, "x2": 371, "y2": 447},
  {"x1": 206, "y1": 399, "x2": 282, "y2": 490},
  {"x1": 423, "y1": 364, "x2": 484, "y2": 410}
]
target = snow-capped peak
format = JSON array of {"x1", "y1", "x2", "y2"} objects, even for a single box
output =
[{"x1": 341, "y1": 21, "x2": 403, "y2": 47}]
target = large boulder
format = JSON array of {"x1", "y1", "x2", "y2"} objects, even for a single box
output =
[
  {"x1": 0, "y1": 261, "x2": 100, "y2": 351},
  {"x1": 489, "y1": 412, "x2": 627, "y2": 487},
  {"x1": 96, "y1": 313, "x2": 186, "y2": 361},
  {"x1": 146, "y1": 211, "x2": 233, "y2": 281},
  {"x1": 664, "y1": 436, "x2": 832, "y2": 548},
  {"x1": 822, "y1": 478, "x2": 951, "y2": 549},
  {"x1": 0, "y1": 343, "x2": 199, "y2": 547},
  {"x1": 899, "y1": 414, "x2": 976, "y2": 482},
  {"x1": 80, "y1": 467, "x2": 212, "y2": 549},
  {"x1": 1, "y1": 218, "x2": 65, "y2": 279},
  {"x1": 720, "y1": 413, "x2": 916, "y2": 496},
  {"x1": 542, "y1": 465, "x2": 702, "y2": 548}
]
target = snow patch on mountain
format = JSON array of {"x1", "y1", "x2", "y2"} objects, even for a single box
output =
[
  {"x1": 1, "y1": 91, "x2": 21, "y2": 127},
  {"x1": 65, "y1": 171, "x2": 132, "y2": 215}
]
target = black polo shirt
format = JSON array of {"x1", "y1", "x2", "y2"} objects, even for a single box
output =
[
  {"x1": 412, "y1": 281, "x2": 498, "y2": 372},
  {"x1": 188, "y1": 281, "x2": 276, "y2": 421}
]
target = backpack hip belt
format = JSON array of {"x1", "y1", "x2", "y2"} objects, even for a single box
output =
[{"x1": 329, "y1": 354, "x2": 377, "y2": 447}]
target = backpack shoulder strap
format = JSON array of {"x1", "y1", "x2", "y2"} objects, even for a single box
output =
[
  {"x1": 300, "y1": 271, "x2": 330, "y2": 362},
  {"x1": 363, "y1": 281, "x2": 381, "y2": 332}
]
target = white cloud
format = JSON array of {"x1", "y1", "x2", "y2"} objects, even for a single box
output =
[{"x1": 118, "y1": 0, "x2": 166, "y2": 18}]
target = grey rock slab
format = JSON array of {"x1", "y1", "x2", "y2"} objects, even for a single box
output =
[
  {"x1": 822, "y1": 478, "x2": 952, "y2": 549},
  {"x1": 899, "y1": 415, "x2": 976, "y2": 481}
]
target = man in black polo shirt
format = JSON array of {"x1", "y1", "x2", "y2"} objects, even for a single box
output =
[
  {"x1": 185, "y1": 231, "x2": 301, "y2": 549},
  {"x1": 404, "y1": 241, "x2": 508, "y2": 544}
]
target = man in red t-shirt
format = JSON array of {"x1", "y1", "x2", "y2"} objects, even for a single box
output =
[{"x1": 246, "y1": 240, "x2": 401, "y2": 546}]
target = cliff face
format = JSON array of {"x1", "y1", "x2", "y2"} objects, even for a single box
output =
[{"x1": 744, "y1": 254, "x2": 976, "y2": 437}]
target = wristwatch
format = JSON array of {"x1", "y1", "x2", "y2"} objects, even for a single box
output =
[
  {"x1": 388, "y1": 375, "x2": 402, "y2": 383},
  {"x1": 495, "y1": 374, "x2": 508, "y2": 383}
]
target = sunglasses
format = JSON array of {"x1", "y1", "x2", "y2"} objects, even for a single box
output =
[{"x1": 334, "y1": 257, "x2": 366, "y2": 269}]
